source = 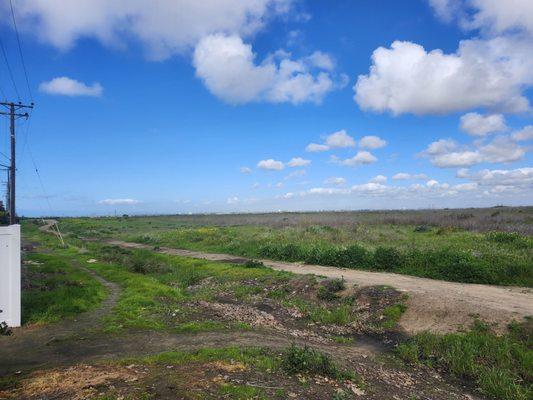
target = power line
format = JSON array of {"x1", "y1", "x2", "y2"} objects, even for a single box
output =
[
  {"x1": 0, "y1": 80, "x2": 6, "y2": 100},
  {"x1": 0, "y1": 38, "x2": 20, "y2": 101},
  {"x1": 8, "y1": 0, "x2": 32, "y2": 101}
]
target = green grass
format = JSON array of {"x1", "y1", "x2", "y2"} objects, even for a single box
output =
[
  {"x1": 21, "y1": 252, "x2": 106, "y2": 325},
  {"x1": 396, "y1": 320, "x2": 533, "y2": 400},
  {"x1": 52, "y1": 217, "x2": 533, "y2": 287},
  {"x1": 381, "y1": 303, "x2": 407, "y2": 329},
  {"x1": 84, "y1": 246, "x2": 292, "y2": 332},
  {"x1": 219, "y1": 384, "x2": 266, "y2": 399},
  {"x1": 127, "y1": 344, "x2": 355, "y2": 382},
  {"x1": 122, "y1": 346, "x2": 279, "y2": 372},
  {"x1": 280, "y1": 344, "x2": 355, "y2": 380},
  {"x1": 283, "y1": 297, "x2": 356, "y2": 326}
]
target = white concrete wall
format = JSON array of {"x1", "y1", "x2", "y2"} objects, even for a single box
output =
[{"x1": 0, "y1": 224, "x2": 21, "y2": 327}]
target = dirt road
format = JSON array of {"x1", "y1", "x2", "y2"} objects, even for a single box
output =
[{"x1": 109, "y1": 240, "x2": 533, "y2": 334}]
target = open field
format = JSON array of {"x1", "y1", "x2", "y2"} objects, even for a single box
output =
[
  {"x1": 56, "y1": 207, "x2": 533, "y2": 287},
  {"x1": 1, "y1": 210, "x2": 531, "y2": 400}
]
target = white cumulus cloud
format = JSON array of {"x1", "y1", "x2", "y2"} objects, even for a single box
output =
[
  {"x1": 305, "y1": 129, "x2": 355, "y2": 152},
  {"x1": 370, "y1": 175, "x2": 387, "y2": 183},
  {"x1": 325, "y1": 129, "x2": 356, "y2": 148},
  {"x1": 511, "y1": 125, "x2": 533, "y2": 141},
  {"x1": 287, "y1": 157, "x2": 311, "y2": 167},
  {"x1": 194, "y1": 34, "x2": 343, "y2": 104},
  {"x1": 392, "y1": 173, "x2": 411, "y2": 180},
  {"x1": 429, "y1": 0, "x2": 533, "y2": 35},
  {"x1": 39, "y1": 77, "x2": 103, "y2": 97},
  {"x1": 354, "y1": 37, "x2": 533, "y2": 115},
  {"x1": 324, "y1": 177, "x2": 346, "y2": 186},
  {"x1": 257, "y1": 158, "x2": 284, "y2": 170},
  {"x1": 359, "y1": 135, "x2": 387, "y2": 149},
  {"x1": 305, "y1": 143, "x2": 329, "y2": 152},
  {"x1": 423, "y1": 136, "x2": 526, "y2": 168},
  {"x1": 459, "y1": 112, "x2": 507, "y2": 136},
  {"x1": 332, "y1": 151, "x2": 377, "y2": 166},
  {"x1": 11, "y1": 0, "x2": 293, "y2": 60}
]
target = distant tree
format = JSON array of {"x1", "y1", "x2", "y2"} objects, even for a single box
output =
[{"x1": 0, "y1": 201, "x2": 7, "y2": 225}]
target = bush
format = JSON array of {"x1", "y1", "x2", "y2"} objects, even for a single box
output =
[
  {"x1": 281, "y1": 345, "x2": 353, "y2": 380},
  {"x1": 124, "y1": 250, "x2": 169, "y2": 275},
  {"x1": 486, "y1": 232, "x2": 530, "y2": 249},
  {"x1": 343, "y1": 245, "x2": 372, "y2": 269},
  {"x1": 317, "y1": 278, "x2": 346, "y2": 302},
  {"x1": 374, "y1": 247, "x2": 404, "y2": 271}
]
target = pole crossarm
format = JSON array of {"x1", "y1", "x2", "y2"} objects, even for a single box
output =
[
  {"x1": 0, "y1": 101, "x2": 34, "y2": 108},
  {"x1": 0, "y1": 111, "x2": 28, "y2": 118}
]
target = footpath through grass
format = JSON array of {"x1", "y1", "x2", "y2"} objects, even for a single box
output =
[{"x1": 21, "y1": 251, "x2": 106, "y2": 325}]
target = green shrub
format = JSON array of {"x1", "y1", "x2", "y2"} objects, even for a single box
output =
[
  {"x1": 374, "y1": 247, "x2": 404, "y2": 271},
  {"x1": 317, "y1": 278, "x2": 346, "y2": 301},
  {"x1": 281, "y1": 345, "x2": 353, "y2": 380},
  {"x1": 342, "y1": 244, "x2": 372, "y2": 269},
  {"x1": 317, "y1": 286, "x2": 338, "y2": 301},
  {"x1": 486, "y1": 232, "x2": 530, "y2": 249},
  {"x1": 125, "y1": 250, "x2": 169, "y2": 274}
]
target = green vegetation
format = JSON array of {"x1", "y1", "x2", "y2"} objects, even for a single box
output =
[
  {"x1": 396, "y1": 320, "x2": 533, "y2": 400},
  {"x1": 21, "y1": 252, "x2": 106, "y2": 325},
  {"x1": 381, "y1": 303, "x2": 407, "y2": 329},
  {"x1": 130, "y1": 346, "x2": 279, "y2": 372},
  {"x1": 86, "y1": 244, "x2": 292, "y2": 332},
  {"x1": 219, "y1": 384, "x2": 266, "y2": 399},
  {"x1": 54, "y1": 213, "x2": 533, "y2": 287},
  {"x1": 281, "y1": 344, "x2": 355, "y2": 380},
  {"x1": 138, "y1": 344, "x2": 356, "y2": 381},
  {"x1": 317, "y1": 278, "x2": 346, "y2": 301}
]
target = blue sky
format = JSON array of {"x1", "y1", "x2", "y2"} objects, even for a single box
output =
[{"x1": 0, "y1": 0, "x2": 531, "y2": 216}]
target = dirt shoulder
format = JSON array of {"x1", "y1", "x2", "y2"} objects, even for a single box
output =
[{"x1": 109, "y1": 240, "x2": 533, "y2": 334}]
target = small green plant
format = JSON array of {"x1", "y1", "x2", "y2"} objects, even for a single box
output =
[
  {"x1": 317, "y1": 278, "x2": 346, "y2": 301},
  {"x1": 281, "y1": 344, "x2": 353, "y2": 380},
  {"x1": 381, "y1": 303, "x2": 407, "y2": 329}
]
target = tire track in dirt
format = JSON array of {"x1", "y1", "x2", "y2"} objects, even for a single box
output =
[{"x1": 108, "y1": 240, "x2": 533, "y2": 334}]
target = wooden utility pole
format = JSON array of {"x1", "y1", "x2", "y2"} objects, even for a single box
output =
[{"x1": 0, "y1": 101, "x2": 33, "y2": 225}]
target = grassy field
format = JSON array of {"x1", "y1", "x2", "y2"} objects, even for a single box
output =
[
  {"x1": 8, "y1": 217, "x2": 532, "y2": 399},
  {"x1": 21, "y1": 252, "x2": 106, "y2": 325},
  {"x1": 53, "y1": 207, "x2": 533, "y2": 286}
]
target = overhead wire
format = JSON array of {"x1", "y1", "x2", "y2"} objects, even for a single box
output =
[
  {"x1": 8, "y1": 0, "x2": 32, "y2": 102},
  {"x1": 0, "y1": 37, "x2": 20, "y2": 101},
  {"x1": 26, "y1": 141, "x2": 65, "y2": 244}
]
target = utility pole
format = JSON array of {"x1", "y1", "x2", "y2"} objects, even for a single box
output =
[{"x1": 0, "y1": 101, "x2": 33, "y2": 225}]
